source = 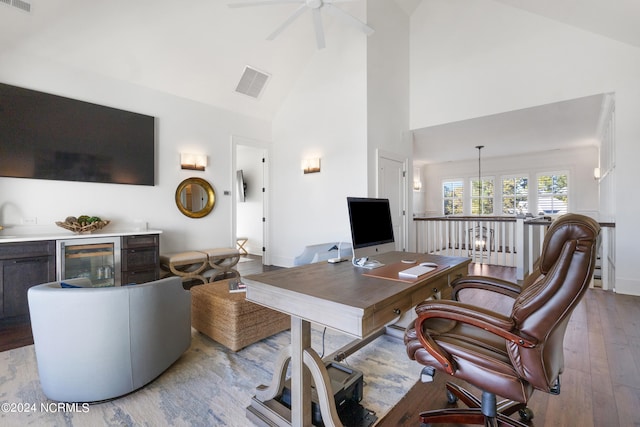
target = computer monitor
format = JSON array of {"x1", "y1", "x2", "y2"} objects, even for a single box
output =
[{"x1": 347, "y1": 197, "x2": 396, "y2": 264}]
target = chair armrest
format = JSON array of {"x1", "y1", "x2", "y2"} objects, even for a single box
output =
[
  {"x1": 413, "y1": 300, "x2": 536, "y2": 375},
  {"x1": 451, "y1": 275, "x2": 521, "y2": 301}
]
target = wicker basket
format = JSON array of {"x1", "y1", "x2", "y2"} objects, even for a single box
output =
[{"x1": 55, "y1": 220, "x2": 110, "y2": 234}]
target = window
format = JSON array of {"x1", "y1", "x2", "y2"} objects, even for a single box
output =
[
  {"x1": 537, "y1": 173, "x2": 568, "y2": 215},
  {"x1": 502, "y1": 176, "x2": 529, "y2": 215},
  {"x1": 470, "y1": 177, "x2": 494, "y2": 215},
  {"x1": 443, "y1": 180, "x2": 463, "y2": 215}
]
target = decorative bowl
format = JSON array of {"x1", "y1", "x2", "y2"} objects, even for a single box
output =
[{"x1": 55, "y1": 219, "x2": 110, "y2": 234}]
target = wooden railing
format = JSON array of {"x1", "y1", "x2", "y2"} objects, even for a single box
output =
[
  {"x1": 414, "y1": 216, "x2": 615, "y2": 289},
  {"x1": 598, "y1": 222, "x2": 616, "y2": 292},
  {"x1": 414, "y1": 216, "x2": 521, "y2": 266}
]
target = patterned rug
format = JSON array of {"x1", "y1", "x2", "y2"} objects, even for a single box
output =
[{"x1": 0, "y1": 326, "x2": 420, "y2": 426}]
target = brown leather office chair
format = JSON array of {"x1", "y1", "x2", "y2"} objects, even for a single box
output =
[{"x1": 405, "y1": 213, "x2": 600, "y2": 426}]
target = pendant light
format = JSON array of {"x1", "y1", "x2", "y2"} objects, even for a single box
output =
[{"x1": 476, "y1": 145, "x2": 484, "y2": 215}]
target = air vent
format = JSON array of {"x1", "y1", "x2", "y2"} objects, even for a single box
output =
[
  {"x1": 13, "y1": 0, "x2": 31, "y2": 12},
  {"x1": 1, "y1": 0, "x2": 32, "y2": 12},
  {"x1": 235, "y1": 66, "x2": 270, "y2": 99}
]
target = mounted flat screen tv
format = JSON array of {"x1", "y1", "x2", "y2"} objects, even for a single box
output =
[
  {"x1": 237, "y1": 170, "x2": 247, "y2": 202},
  {"x1": 0, "y1": 82, "x2": 155, "y2": 186},
  {"x1": 347, "y1": 197, "x2": 396, "y2": 262}
]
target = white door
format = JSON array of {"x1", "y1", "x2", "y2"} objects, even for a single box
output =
[{"x1": 377, "y1": 152, "x2": 407, "y2": 251}]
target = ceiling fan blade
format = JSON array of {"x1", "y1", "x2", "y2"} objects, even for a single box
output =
[
  {"x1": 324, "y1": 3, "x2": 374, "y2": 36},
  {"x1": 312, "y1": 8, "x2": 326, "y2": 49},
  {"x1": 266, "y1": 4, "x2": 307, "y2": 40},
  {"x1": 228, "y1": 0, "x2": 303, "y2": 8}
]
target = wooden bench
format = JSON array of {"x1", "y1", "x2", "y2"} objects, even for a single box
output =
[
  {"x1": 200, "y1": 248, "x2": 240, "y2": 280},
  {"x1": 160, "y1": 248, "x2": 240, "y2": 285}
]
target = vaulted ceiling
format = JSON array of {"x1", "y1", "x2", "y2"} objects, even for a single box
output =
[
  {"x1": 1, "y1": 0, "x2": 638, "y2": 164},
  {"x1": 495, "y1": 0, "x2": 640, "y2": 49}
]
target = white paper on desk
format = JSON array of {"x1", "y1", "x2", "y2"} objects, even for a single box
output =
[{"x1": 398, "y1": 265, "x2": 435, "y2": 279}]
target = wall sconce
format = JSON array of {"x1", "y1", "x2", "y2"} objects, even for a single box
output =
[
  {"x1": 181, "y1": 153, "x2": 207, "y2": 171},
  {"x1": 302, "y1": 158, "x2": 321, "y2": 174},
  {"x1": 413, "y1": 180, "x2": 422, "y2": 191},
  {"x1": 593, "y1": 167, "x2": 601, "y2": 180}
]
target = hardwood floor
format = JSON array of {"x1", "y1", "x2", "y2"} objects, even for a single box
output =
[
  {"x1": 235, "y1": 254, "x2": 282, "y2": 276},
  {"x1": 377, "y1": 264, "x2": 640, "y2": 427},
  {"x1": 0, "y1": 321, "x2": 33, "y2": 353}
]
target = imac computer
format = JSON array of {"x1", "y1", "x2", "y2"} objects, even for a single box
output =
[{"x1": 347, "y1": 197, "x2": 396, "y2": 269}]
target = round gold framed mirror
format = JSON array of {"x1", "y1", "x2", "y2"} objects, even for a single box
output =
[{"x1": 175, "y1": 177, "x2": 216, "y2": 218}]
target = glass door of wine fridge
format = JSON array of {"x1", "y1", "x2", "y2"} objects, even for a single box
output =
[{"x1": 56, "y1": 237, "x2": 121, "y2": 287}]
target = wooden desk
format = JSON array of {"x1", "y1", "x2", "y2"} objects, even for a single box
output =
[{"x1": 244, "y1": 251, "x2": 470, "y2": 427}]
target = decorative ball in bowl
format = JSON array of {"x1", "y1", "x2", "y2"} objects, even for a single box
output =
[{"x1": 56, "y1": 215, "x2": 110, "y2": 234}]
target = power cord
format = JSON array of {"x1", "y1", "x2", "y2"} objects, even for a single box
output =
[
  {"x1": 352, "y1": 256, "x2": 383, "y2": 269},
  {"x1": 320, "y1": 327, "x2": 327, "y2": 358},
  {"x1": 319, "y1": 326, "x2": 350, "y2": 366}
]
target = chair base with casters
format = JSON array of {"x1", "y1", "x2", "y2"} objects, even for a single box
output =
[{"x1": 419, "y1": 382, "x2": 532, "y2": 427}]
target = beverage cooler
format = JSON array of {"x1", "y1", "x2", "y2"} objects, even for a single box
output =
[{"x1": 56, "y1": 237, "x2": 121, "y2": 287}]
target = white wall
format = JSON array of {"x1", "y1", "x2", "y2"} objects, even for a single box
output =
[
  {"x1": 366, "y1": 0, "x2": 412, "y2": 250},
  {"x1": 269, "y1": 1, "x2": 413, "y2": 267},
  {"x1": 413, "y1": 165, "x2": 426, "y2": 217},
  {"x1": 270, "y1": 5, "x2": 369, "y2": 267},
  {"x1": 366, "y1": 0, "x2": 411, "y2": 194},
  {"x1": 418, "y1": 147, "x2": 599, "y2": 217},
  {"x1": 410, "y1": 0, "x2": 640, "y2": 295},
  {"x1": 0, "y1": 52, "x2": 270, "y2": 254}
]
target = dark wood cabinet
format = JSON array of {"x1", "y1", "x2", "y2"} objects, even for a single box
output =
[
  {"x1": 0, "y1": 241, "x2": 55, "y2": 323},
  {"x1": 121, "y1": 234, "x2": 159, "y2": 284},
  {"x1": 0, "y1": 234, "x2": 160, "y2": 324}
]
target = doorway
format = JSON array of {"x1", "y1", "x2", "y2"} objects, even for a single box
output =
[
  {"x1": 232, "y1": 136, "x2": 270, "y2": 266},
  {"x1": 376, "y1": 150, "x2": 408, "y2": 252}
]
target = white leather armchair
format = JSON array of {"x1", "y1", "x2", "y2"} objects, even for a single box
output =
[{"x1": 28, "y1": 276, "x2": 191, "y2": 402}]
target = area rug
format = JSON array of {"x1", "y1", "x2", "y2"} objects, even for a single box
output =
[{"x1": 0, "y1": 326, "x2": 421, "y2": 426}]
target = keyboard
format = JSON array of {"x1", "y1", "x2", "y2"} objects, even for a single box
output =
[{"x1": 398, "y1": 264, "x2": 435, "y2": 279}]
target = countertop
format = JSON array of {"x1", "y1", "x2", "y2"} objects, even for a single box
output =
[{"x1": 0, "y1": 226, "x2": 162, "y2": 244}]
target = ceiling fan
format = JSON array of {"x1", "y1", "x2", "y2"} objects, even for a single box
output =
[{"x1": 228, "y1": 0, "x2": 374, "y2": 49}]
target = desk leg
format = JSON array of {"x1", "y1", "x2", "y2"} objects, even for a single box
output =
[
  {"x1": 291, "y1": 317, "x2": 312, "y2": 426},
  {"x1": 290, "y1": 317, "x2": 342, "y2": 427},
  {"x1": 255, "y1": 346, "x2": 291, "y2": 402},
  {"x1": 302, "y1": 347, "x2": 342, "y2": 427},
  {"x1": 248, "y1": 316, "x2": 343, "y2": 427}
]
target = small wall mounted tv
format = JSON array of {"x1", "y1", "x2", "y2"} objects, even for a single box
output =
[
  {"x1": 347, "y1": 197, "x2": 396, "y2": 261},
  {"x1": 0, "y1": 82, "x2": 155, "y2": 186},
  {"x1": 236, "y1": 170, "x2": 247, "y2": 202}
]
